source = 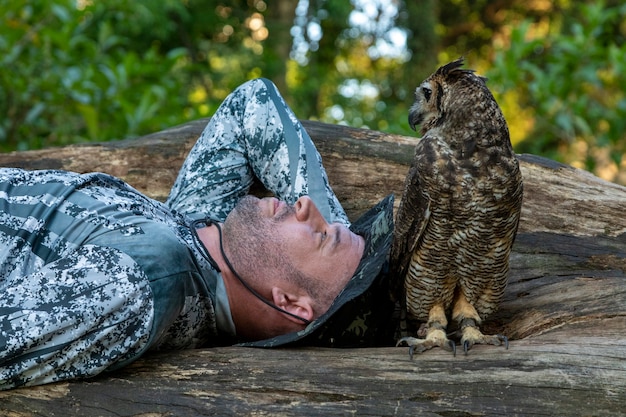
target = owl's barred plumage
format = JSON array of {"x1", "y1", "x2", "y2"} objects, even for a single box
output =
[{"x1": 391, "y1": 58, "x2": 523, "y2": 356}]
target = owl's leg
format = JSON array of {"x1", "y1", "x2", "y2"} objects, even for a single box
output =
[
  {"x1": 452, "y1": 293, "x2": 508, "y2": 354},
  {"x1": 396, "y1": 304, "x2": 456, "y2": 358}
]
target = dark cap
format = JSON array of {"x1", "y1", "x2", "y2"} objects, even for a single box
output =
[{"x1": 240, "y1": 194, "x2": 395, "y2": 348}]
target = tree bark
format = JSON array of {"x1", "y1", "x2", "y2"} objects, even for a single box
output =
[{"x1": 0, "y1": 119, "x2": 624, "y2": 416}]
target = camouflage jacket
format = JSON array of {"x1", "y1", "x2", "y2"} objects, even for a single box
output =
[{"x1": 0, "y1": 78, "x2": 395, "y2": 390}]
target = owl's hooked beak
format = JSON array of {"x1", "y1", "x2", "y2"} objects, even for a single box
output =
[{"x1": 408, "y1": 108, "x2": 422, "y2": 131}]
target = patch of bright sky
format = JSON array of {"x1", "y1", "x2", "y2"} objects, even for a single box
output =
[
  {"x1": 348, "y1": 0, "x2": 408, "y2": 60},
  {"x1": 291, "y1": 0, "x2": 408, "y2": 64},
  {"x1": 339, "y1": 78, "x2": 379, "y2": 100},
  {"x1": 291, "y1": 0, "x2": 408, "y2": 109}
]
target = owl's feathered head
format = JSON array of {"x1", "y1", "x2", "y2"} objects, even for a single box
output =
[
  {"x1": 408, "y1": 58, "x2": 493, "y2": 136},
  {"x1": 433, "y1": 58, "x2": 477, "y2": 79}
]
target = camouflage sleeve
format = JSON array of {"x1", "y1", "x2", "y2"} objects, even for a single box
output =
[
  {"x1": 166, "y1": 78, "x2": 349, "y2": 226},
  {"x1": 0, "y1": 245, "x2": 153, "y2": 390}
]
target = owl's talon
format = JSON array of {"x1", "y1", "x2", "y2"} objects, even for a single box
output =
[
  {"x1": 463, "y1": 340, "x2": 471, "y2": 355},
  {"x1": 497, "y1": 334, "x2": 509, "y2": 349},
  {"x1": 396, "y1": 336, "x2": 418, "y2": 359},
  {"x1": 448, "y1": 339, "x2": 457, "y2": 357},
  {"x1": 461, "y1": 326, "x2": 510, "y2": 353},
  {"x1": 395, "y1": 336, "x2": 414, "y2": 347},
  {"x1": 389, "y1": 59, "x2": 522, "y2": 366},
  {"x1": 396, "y1": 331, "x2": 453, "y2": 359}
]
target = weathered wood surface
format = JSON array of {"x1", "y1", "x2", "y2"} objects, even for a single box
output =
[
  {"x1": 0, "y1": 120, "x2": 625, "y2": 416},
  {"x1": 2, "y1": 339, "x2": 624, "y2": 417}
]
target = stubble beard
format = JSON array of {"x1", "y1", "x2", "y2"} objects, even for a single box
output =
[
  {"x1": 222, "y1": 196, "x2": 294, "y2": 287},
  {"x1": 223, "y1": 196, "x2": 330, "y2": 316}
]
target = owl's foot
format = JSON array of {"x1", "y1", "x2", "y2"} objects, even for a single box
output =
[
  {"x1": 460, "y1": 318, "x2": 508, "y2": 354},
  {"x1": 396, "y1": 327, "x2": 456, "y2": 359}
]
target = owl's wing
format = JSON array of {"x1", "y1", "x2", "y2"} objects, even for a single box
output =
[{"x1": 389, "y1": 138, "x2": 432, "y2": 291}]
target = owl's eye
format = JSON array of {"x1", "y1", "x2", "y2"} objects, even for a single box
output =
[{"x1": 422, "y1": 86, "x2": 432, "y2": 101}]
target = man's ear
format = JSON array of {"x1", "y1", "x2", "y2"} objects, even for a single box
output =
[{"x1": 271, "y1": 287, "x2": 314, "y2": 324}]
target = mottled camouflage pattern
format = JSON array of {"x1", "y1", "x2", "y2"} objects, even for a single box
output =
[
  {"x1": 0, "y1": 244, "x2": 152, "y2": 389},
  {"x1": 0, "y1": 170, "x2": 163, "y2": 388},
  {"x1": 167, "y1": 78, "x2": 350, "y2": 225},
  {"x1": 0, "y1": 78, "x2": 395, "y2": 390},
  {"x1": 170, "y1": 78, "x2": 395, "y2": 348}
]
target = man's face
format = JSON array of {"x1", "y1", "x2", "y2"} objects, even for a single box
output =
[{"x1": 223, "y1": 195, "x2": 365, "y2": 312}]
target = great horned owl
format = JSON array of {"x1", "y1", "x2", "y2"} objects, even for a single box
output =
[{"x1": 391, "y1": 58, "x2": 523, "y2": 356}]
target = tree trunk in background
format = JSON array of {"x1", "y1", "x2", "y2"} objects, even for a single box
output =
[
  {"x1": 265, "y1": 0, "x2": 298, "y2": 96},
  {"x1": 402, "y1": 0, "x2": 439, "y2": 82},
  {"x1": 292, "y1": 0, "x2": 352, "y2": 118}
]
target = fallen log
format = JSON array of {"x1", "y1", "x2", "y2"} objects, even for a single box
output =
[{"x1": 0, "y1": 119, "x2": 624, "y2": 416}]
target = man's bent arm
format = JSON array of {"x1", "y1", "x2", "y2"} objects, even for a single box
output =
[{"x1": 166, "y1": 78, "x2": 349, "y2": 226}]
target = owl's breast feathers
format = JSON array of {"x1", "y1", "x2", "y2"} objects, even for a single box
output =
[
  {"x1": 393, "y1": 58, "x2": 523, "y2": 351},
  {"x1": 391, "y1": 132, "x2": 523, "y2": 316}
]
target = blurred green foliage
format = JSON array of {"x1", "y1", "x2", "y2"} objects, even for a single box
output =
[
  {"x1": 488, "y1": 2, "x2": 626, "y2": 181},
  {"x1": 0, "y1": 0, "x2": 193, "y2": 150},
  {"x1": 1, "y1": 0, "x2": 625, "y2": 183}
]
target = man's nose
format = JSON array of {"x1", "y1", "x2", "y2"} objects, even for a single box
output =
[{"x1": 294, "y1": 196, "x2": 327, "y2": 226}]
